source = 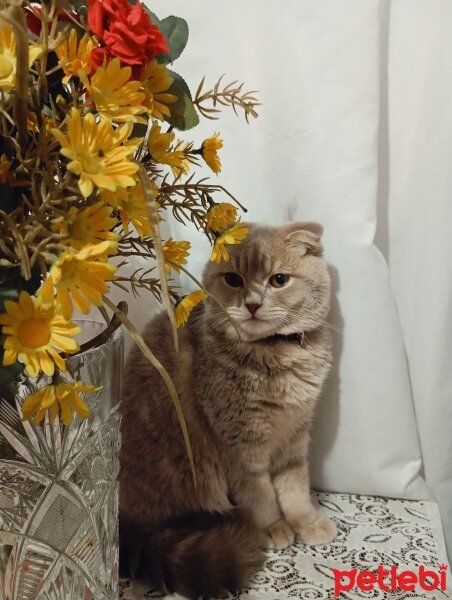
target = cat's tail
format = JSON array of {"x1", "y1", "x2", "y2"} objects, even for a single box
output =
[{"x1": 120, "y1": 509, "x2": 265, "y2": 599}]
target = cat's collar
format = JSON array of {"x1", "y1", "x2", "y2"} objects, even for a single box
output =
[{"x1": 261, "y1": 331, "x2": 305, "y2": 345}]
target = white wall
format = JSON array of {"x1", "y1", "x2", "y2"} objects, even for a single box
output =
[{"x1": 114, "y1": 0, "x2": 452, "y2": 555}]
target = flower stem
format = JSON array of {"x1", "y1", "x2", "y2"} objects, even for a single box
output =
[
  {"x1": 103, "y1": 295, "x2": 196, "y2": 486},
  {"x1": 178, "y1": 265, "x2": 243, "y2": 340},
  {"x1": 137, "y1": 165, "x2": 179, "y2": 352}
]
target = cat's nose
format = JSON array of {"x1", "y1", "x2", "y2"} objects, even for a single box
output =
[{"x1": 246, "y1": 303, "x2": 261, "y2": 315}]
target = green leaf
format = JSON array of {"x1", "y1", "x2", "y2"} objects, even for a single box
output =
[
  {"x1": 145, "y1": 9, "x2": 161, "y2": 27},
  {"x1": 0, "y1": 267, "x2": 41, "y2": 313},
  {"x1": 0, "y1": 363, "x2": 22, "y2": 383},
  {"x1": 157, "y1": 16, "x2": 189, "y2": 64},
  {"x1": 137, "y1": 7, "x2": 188, "y2": 64},
  {"x1": 165, "y1": 71, "x2": 200, "y2": 131}
]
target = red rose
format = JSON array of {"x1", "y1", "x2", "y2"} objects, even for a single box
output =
[
  {"x1": 87, "y1": 0, "x2": 169, "y2": 69},
  {"x1": 26, "y1": 4, "x2": 78, "y2": 36},
  {"x1": 25, "y1": 5, "x2": 42, "y2": 36}
]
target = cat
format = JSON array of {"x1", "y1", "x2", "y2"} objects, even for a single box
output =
[{"x1": 119, "y1": 221, "x2": 337, "y2": 599}]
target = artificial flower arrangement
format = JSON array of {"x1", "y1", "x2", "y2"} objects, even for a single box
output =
[{"x1": 0, "y1": 0, "x2": 259, "y2": 444}]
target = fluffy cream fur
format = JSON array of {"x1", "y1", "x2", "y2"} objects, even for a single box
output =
[{"x1": 119, "y1": 222, "x2": 336, "y2": 597}]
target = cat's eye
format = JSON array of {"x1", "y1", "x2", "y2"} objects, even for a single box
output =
[
  {"x1": 224, "y1": 272, "x2": 244, "y2": 288},
  {"x1": 269, "y1": 273, "x2": 290, "y2": 288}
]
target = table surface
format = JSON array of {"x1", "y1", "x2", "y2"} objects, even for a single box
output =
[{"x1": 119, "y1": 492, "x2": 451, "y2": 599}]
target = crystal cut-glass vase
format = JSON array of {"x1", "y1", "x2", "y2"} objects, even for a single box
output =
[{"x1": 0, "y1": 321, "x2": 123, "y2": 600}]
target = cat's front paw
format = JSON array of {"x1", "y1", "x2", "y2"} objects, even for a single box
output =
[
  {"x1": 265, "y1": 518, "x2": 295, "y2": 549},
  {"x1": 294, "y1": 513, "x2": 337, "y2": 545}
]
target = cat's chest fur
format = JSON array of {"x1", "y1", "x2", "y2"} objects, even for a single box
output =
[{"x1": 192, "y1": 329, "x2": 331, "y2": 453}]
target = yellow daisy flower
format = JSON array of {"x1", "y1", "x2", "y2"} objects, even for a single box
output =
[
  {"x1": 171, "y1": 141, "x2": 192, "y2": 179},
  {"x1": 54, "y1": 201, "x2": 118, "y2": 249},
  {"x1": 39, "y1": 241, "x2": 117, "y2": 320},
  {"x1": 163, "y1": 239, "x2": 190, "y2": 273},
  {"x1": 148, "y1": 121, "x2": 186, "y2": 170},
  {"x1": 175, "y1": 290, "x2": 208, "y2": 327},
  {"x1": 202, "y1": 133, "x2": 223, "y2": 174},
  {"x1": 0, "y1": 24, "x2": 43, "y2": 91},
  {"x1": 80, "y1": 58, "x2": 147, "y2": 123},
  {"x1": 55, "y1": 30, "x2": 96, "y2": 85},
  {"x1": 141, "y1": 60, "x2": 177, "y2": 121},
  {"x1": 0, "y1": 291, "x2": 80, "y2": 378},
  {"x1": 22, "y1": 381, "x2": 100, "y2": 426},
  {"x1": 206, "y1": 203, "x2": 238, "y2": 233},
  {"x1": 52, "y1": 108, "x2": 139, "y2": 198},
  {"x1": 211, "y1": 221, "x2": 249, "y2": 263},
  {"x1": 148, "y1": 121, "x2": 174, "y2": 159},
  {"x1": 101, "y1": 184, "x2": 153, "y2": 238}
]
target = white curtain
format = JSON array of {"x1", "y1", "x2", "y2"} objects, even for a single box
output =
[{"x1": 127, "y1": 0, "x2": 452, "y2": 558}]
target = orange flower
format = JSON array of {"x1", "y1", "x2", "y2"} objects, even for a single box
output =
[
  {"x1": 175, "y1": 291, "x2": 208, "y2": 327},
  {"x1": 163, "y1": 239, "x2": 190, "y2": 273},
  {"x1": 211, "y1": 222, "x2": 248, "y2": 263},
  {"x1": 202, "y1": 133, "x2": 223, "y2": 173}
]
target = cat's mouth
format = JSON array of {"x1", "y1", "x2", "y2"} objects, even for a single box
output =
[
  {"x1": 239, "y1": 315, "x2": 270, "y2": 332},
  {"x1": 225, "y1": 311, "x2": 278, "y2": 339},
  {"x1": 243, "y1": 315, "x2": 266, "y2": 324}
]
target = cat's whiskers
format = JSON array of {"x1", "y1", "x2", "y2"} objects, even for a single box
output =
[
  {"x1": 281, "y1": 306, "x2": 342, "y2": 335},
  {"x1": 318, "y1": 320, "x2": 342, "y2": 334}
]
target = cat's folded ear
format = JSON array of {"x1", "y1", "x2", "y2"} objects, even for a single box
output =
[{"x1": 283, "y1": 222, "x2": 324, "y2": 256}]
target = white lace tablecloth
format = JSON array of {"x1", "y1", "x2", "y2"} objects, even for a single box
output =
[{"x1": 119, "y1": 492, "x2": 451, "y2": 599}]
